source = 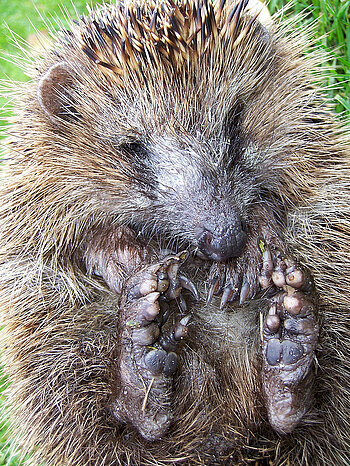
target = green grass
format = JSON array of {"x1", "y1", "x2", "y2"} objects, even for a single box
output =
[
  {"x1": 0, "y1": 371, "x2": 22, "y2": 466},
  {"x1": 0, "y1": 0, "x2": 98, "y2": 80},
  {"x1": 269, "y1": 0, "x2": 350, "y2": 114},
  {"x1": 0, "y1": 0, "x2": 349, "y2": 464}
]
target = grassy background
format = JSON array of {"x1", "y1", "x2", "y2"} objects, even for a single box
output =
[
  {"x1": 269, "y1": 0, "x2": 350, "y2": 114},
  {"x1": 0, "y1": 0, "x2": 349, "y2": 464}
]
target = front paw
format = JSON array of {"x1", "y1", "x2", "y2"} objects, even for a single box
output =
[{"x1": 207, "y1": 238, "x2": 277, "y2": 308}]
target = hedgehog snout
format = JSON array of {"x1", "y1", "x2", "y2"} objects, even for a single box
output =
[{"x1": 196, "y1": 217, "x2": 247, "y2": 262}]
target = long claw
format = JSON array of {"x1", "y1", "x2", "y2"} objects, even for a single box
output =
[
  {"x1": 206, "y1": 277, "x2": 221, "y2": 305},
  {"x1": 174, "y1": 315, "x2": 191, "y2": 340},
  {"x1": 159, "y1": 315, "x2": 191, "y2": 351},
  {"x1": 179, "y1": 293, "x2": 187, "y2": 312},
  {"x1": 179, "y1": 315, "x2": 191, "y2": 326},
  {"x1": 179, "y1": 274, "x2": 200, "y2": 301},
  {"x1": 239, "y1": 281, "x2": 250, "y2": 305},
  {"x1": 220, "y1": 285, "x2": 234, "y2": 309}
]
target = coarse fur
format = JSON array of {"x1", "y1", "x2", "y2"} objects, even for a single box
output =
[{"x1": 0, "y1": 0, "x2": 350, "y2": 464}]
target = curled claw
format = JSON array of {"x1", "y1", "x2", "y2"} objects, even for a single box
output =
[
  {"x1": 220, "y1": 285, "x2": 235, "y2": 309},
  {"x1": 207, "y1": 276, "x2": 221, "y2": 305},
  {"x1": 160, "y1": 315, "x2": 191, "y2": 351},
  {"x1": 174, "y1": 315, "x2": 191, "y2": 340},
  {"x1": 239, "y1": 280, "x2": 250, "y2": 305},
  {"x1": 179, "y1": 314, "x2": 191, "y2": 326},
  {"x1": 159, "y1": 252, "x2": 190, "y2": 300},
  {"x1": 178, "y1": 274, "x2": 200, "y2": 301}
]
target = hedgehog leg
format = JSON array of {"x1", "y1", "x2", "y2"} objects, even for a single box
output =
[
  {"x1": 81, "y1": 224, "x2": 155, "y2": 294},
  {"x1": 113, "y1": 253, "x2": 190, "y2": 441},
  {"x1": 260, "y1": 253, "x2": 319, "y2": 434}
]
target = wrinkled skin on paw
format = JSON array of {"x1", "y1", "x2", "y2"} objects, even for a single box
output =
[
  {"x1": 113, "y1": 253, "x2": 192, "y2": 440},
  {"x1": 259, "y1": 252, "x2": 319, "y2": 434},
  {"x1": 82, "y1": 226, "x2": 198, "y2": 439}
]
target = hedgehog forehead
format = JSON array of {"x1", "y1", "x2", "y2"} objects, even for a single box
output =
[
  {"x1": 51, "y1": 0, "x2": 278, "y2": 154},
  {"x1": 62, "y1": 0, "x2": 275, "y2": 143},
  {"x1": 72, "y1": 0, "x2": 260, "y2": 89}
]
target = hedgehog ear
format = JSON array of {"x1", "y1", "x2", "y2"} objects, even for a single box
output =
[{"x1": 37, "y1": 62, "x2": 79, "y2": 123}]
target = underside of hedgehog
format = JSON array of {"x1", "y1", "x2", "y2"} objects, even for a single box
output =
[{"x1": 0, "y1": 0, "x2": 350, "y2": 465}]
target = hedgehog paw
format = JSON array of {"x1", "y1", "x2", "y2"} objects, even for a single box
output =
[
  {"x1": 113, "y1": 253, "x2": 192, "y2": 440},
  {"x1": 207, "y1": 249, "x2": 262, "y2": 308},
  {"x1": 260, "y1": 253, "x2": 319, "y2": 434}
]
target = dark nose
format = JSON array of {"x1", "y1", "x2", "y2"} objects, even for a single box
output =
[{"x1": 196, "y1": 221, "x2": 247, "y2": 262}]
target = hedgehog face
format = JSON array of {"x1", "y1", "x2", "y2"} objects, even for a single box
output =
[
  {"x1": 35, "y1": 59, "x2": 277, "y2": 263},
  {"x1": 35, "y1": 0, "x2": 285, "y2": 262},
  {"x1": 122, "y1": 135, "x2": 250, "y2": 260}
]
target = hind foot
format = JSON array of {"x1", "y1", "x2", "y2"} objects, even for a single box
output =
[
  {"x1": 113, "y1": 253, "x2": 193, "y2": 440},
  {"x1": 260, "y1": 251, "x2": 319, "y2": 434}
]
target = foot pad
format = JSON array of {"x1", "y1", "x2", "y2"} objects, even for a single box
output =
[{"x1": 260, "y1": 253, "x2": 319, "y2": 434}]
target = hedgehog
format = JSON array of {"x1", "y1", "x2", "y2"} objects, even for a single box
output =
[{"x1": 0, "y1": 0, "x2": 350, "y2": 464}]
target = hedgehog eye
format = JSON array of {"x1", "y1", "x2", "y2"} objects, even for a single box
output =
[
  {"x1": 224, "y1": 103, "x2": 244, "y2": 141},
  {"x1": 120, "y1": 142, "x2": 148, "y2": 159}
]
